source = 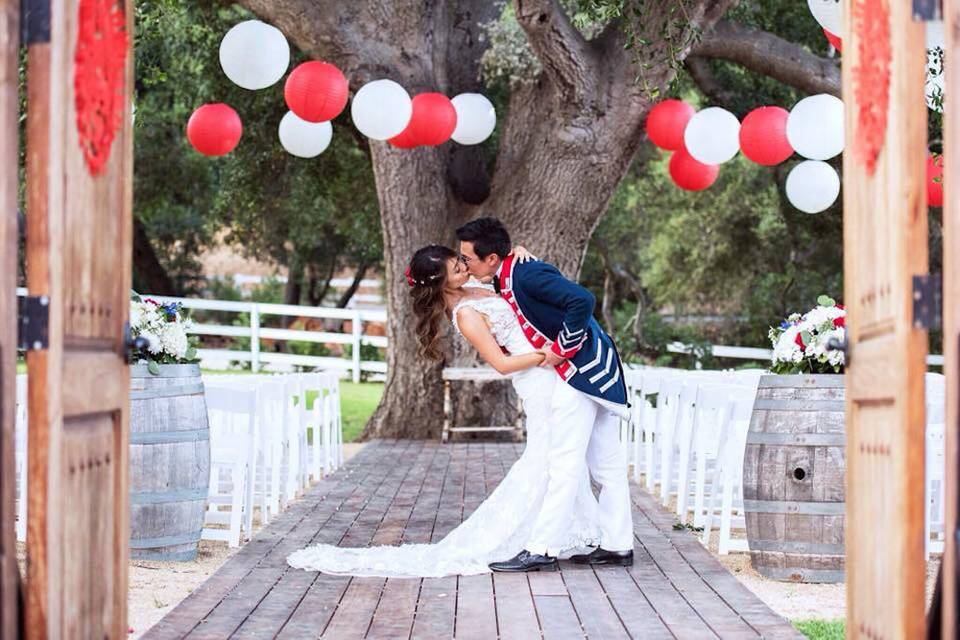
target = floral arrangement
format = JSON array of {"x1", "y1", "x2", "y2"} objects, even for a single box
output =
[
  {"x1": 768, "y1": 295, "x2": 846, "y2": 374},
  {"x1": 130, "y1": 293, "x2": 198, "y2": 374}
]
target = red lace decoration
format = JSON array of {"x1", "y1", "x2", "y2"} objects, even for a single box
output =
[
  {"x1": 74, "y1": 0, "x2": 129, "y2": 176},
  {"x1": 851, "y1": 0, "x2": 891, "y2": 175}
]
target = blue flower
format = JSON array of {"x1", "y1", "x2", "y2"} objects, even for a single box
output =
[{"x1": 780, "y1": 321, "x2": 791, "y2": 329}]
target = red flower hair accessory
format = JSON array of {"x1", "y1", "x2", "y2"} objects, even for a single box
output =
[{"x1": 404, "y1": 266, "x2": 416, "y2": 287}]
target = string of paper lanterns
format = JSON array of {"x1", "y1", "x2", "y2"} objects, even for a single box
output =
[{"x1": 186, "y1": 20, "x2": 497, "y2": 159}]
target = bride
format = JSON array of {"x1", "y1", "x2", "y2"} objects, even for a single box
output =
[{"x1": 287, "y1": 244, "x2": 601, "y2": 577}]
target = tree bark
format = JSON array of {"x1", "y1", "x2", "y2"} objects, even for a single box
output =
[
  {"x1": 132, "y1": 216, "x2": 176, "y2": 295},
  {"x1": 336, "y1": 262, "x2": 370, "y2": 309},
  {"x1": 237, "y1": 0, "x2": 737, "y2": 438}
]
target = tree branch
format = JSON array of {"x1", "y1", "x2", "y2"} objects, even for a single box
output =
[
  {"x1": 513, "y1": 0, "x2": 593, "y2": 99},
  {"x1": 693, "y1": 19, "x2": 841, "y2": 97},
  {"x1": 684, "y1": 56, "x2": 738, "y2": 110}
]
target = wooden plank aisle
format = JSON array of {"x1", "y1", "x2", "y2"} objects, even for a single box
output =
[{"x1": 147, "y1": 441, "x2": 804, "y2": 639}]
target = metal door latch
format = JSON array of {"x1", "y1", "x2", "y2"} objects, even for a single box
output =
[
  {"x1": 913, "y1": 274, "x2": 942, "y2": 330},
  {"x1": 17, "y1": 295, "x2": 49, "y2": 351}
]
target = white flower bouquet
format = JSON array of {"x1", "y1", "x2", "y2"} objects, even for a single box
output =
[
  {"x1": 129, "y1": 293, "x2": 199, "y2": 374},
  {"x1": 768, "y1": 295, "x2": 846, "y2": 374}
]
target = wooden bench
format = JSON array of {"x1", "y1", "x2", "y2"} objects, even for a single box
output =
[{"x1": 441, "y1": 367, "x2": 524, "y2": 442}]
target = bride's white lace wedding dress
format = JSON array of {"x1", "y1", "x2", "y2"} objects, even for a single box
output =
[{"x1": 287, "y1": 289, "x2": 602, "y2": 577}]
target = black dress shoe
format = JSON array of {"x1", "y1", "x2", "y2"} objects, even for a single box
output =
[
  {"x1": 568, "y1": 547, "x2": 634, "y2": 566},
  {"x1": 488, "y1": 550, "x2": 558, "y2": 573}
]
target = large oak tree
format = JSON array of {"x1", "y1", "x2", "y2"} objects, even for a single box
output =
[{"x1": 237, "y1": 0, "x2": 840, "y2": 439}]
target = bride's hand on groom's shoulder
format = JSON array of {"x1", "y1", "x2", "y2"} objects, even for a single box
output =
[{"x1": 512, "y1": 245, "x2": 538, "y2": 263}]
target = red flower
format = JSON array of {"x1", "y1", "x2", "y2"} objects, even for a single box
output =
[
  {"x1": 404, "y1": 266, "x2": 415, "y2": 287},
  {"x1": 836, "y1": 304, "x2": 845, "y2": 310},
  {"x1": 795, "y1": 332, "x2": 805, "y2": 349},
  {"x1": 833, "y1": 316, "x2": 845, "y2": 329}
]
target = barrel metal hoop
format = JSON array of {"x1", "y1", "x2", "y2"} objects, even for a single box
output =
[
  {"x1": 129, "y1": 531, "x2": 203, "y2": 549},
  {"x1": 130, "y1": 382, "x2": 205, "y2": 401},
  {"x1": 755, "y1": 566, "x2": 846, "y2": 583},
  {"x1": 130, "y1": 548, "x2": 199, "y2": 562},
  {"x1": 758, "y1": 374, "x2": 846, "y2": 388},
  {"x1": 745, "y1": 432, "x2": 846, "y2": 446},
  {"x1": 131, "y1": 488, "x2": 207, "y2": 504},
  {"x1": 130, "y1": 428, "x2": 210, "y2": 445},
  {"x1": 743, "y1": 499, "x2": 845, "y2": 515},
  {"x1": 752, "y1": 399, "x2": 846, "y2": 412},
  {"x1": 748, "y1": 539, "x2": 845, "y2": 555}
]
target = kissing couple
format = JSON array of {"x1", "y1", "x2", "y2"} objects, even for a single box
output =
[{"x1": 288, "y1": 217, "x2": 634, "y2": 576}]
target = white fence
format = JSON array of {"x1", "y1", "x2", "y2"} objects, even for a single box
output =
[{"x1": 666, "y1": 341, "x2": 946, "y2": 367}]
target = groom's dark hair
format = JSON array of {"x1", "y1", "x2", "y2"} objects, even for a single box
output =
[{"x1": 456, "y1": 217, "x2": 511, "y2": 259}]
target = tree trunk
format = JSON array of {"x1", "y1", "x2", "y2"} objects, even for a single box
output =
[
  {"x1": 238, "y1": 0, "x2": 737, "y2": 439},
  {"x1": 132, "y1": 216, "x2": 176, "y2": 295},
  {"x1": 336, "y1": 262, "x2": 370, "y2": 309}
]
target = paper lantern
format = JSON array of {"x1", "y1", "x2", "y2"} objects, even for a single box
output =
[
  {"x1": 739, "y1": 107, "x2": 793, "y2": 166},
  {"x1": 187, "y1": 103, "x2": 242, "y2": 156},
  {"x1": 450, "y1": 93, "x2": 496, "y2": 145},
  {"x1": 669, "y1": 147, "x2": 719, "y2": 191},
  {"x1": 284, "y1": 61, "x2": 349, "y2": 123},
  {"x1": 388, "y1": 128, "x2": 420, "y2": 149},
  {"x1": 823, "y1": 28, "x2": 842, "y2": 52},
  {"x1": 350, "y1": 79, "x2": 413, "y2": 140},
  {"x1": 646, "y1": 99, "x2": 695, "y2": 151},
  {"x1": 683, "y1": 107, "x2": 741, "y2": 164},
  {"x1": 278, "y1": 111, "x2": 333, "y2": 158},
  {"x1": 808, "y1": 0, "x2": 843, "y2": 35},
  {"x1": 388, "y1": 93, "x2": 457, "y2": 147},
  {"x1": 786, "y1": 160, "x2": 840, "y2": 213},
  {"x1": 928, "y1": 154, "x2": 944, "y2": 207},
  {"x1": 219, "y1": 20, "x2": 290, "y2": 90},
  {"x1": 786, "y1": 94, "x2": 844, "y2": 160}
]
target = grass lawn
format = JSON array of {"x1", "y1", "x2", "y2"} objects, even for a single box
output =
[
  {"x1": 794, "y1": 620, "x2": 844, "y2": 640},
  {"x1": 338, "y1": 382, "x2": 383, "y2": 442}
]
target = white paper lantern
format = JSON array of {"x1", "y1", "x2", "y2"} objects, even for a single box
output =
[
  {"x1": 786, "y1": 160, "x2": 840, "y2": 214},
  {"x1": 350, "y1": 80, "x2": 413, "y2": 141},
  {"x1": 807, "y1": 0, "x2": 843, "y2": 35},
  {"x1": 683, "y1": 107, "x2": 741, "y2": 165},
  {"x1": 278, "y1": 112, "x2": 333, "y2": 158},
  {"x1": 927, "y1": 21, "x2": 945, "y2": 112},
  {"x1": 219, "y1": 20, "x2": 290, "y2": 91},
  {"x1": 786, "y1": 94, "x2": 844, "y2": 161},
  {"x1": 450, "y1": 93, "x2": 496, "y2": 145}
]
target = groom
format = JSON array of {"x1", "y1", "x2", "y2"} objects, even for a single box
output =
[{"x1": 457, "y1": 217, "x2": 634, "y2": 571}]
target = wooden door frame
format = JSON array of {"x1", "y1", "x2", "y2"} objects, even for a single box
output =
[{"x1": 0, "y1": 1, "x2": 20, "y2": 638}]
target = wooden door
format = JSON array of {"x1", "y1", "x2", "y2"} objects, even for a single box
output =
[
  {"x1": 942, "y1": 2, "x2": 960, "y2": 638},
  {"x1": 841, "y1": 1, "x2": 929, "y2": 638},
  {"x1": 24, "y1": 0, "x2": 134, "y2": 637},
  {"x1": 0, "y1": 1, "x2": 20, "y2": 638}
]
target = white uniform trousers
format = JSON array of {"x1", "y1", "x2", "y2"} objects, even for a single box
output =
[{"x1": 525, "y1": 380, "x2": 634, "y2": 555}]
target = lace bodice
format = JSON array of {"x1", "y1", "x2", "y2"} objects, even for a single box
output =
[{"x1": 450, "y1": 290, "x2": 535, "y2": 356}]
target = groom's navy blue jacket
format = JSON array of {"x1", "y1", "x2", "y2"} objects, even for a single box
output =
[{"x1": 496, "y1": 254, "x2": 629, "y2": 417}]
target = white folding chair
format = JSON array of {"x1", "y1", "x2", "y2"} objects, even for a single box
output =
[
  {"x1": 927, "y1": 388, "x2": 946, "y2": 558},
  {"x1": 254, "y1": 378, "x2": 286, "y2": 523},
  {"x1": 657, "y1": 377, "x2": 693, "y2": 505},
  {"x1": 203, "y1": 386, "x2": 257, "y2": 547}
]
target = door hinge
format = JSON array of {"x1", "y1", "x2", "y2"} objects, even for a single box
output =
[
  {"x1": 17, "y1": 295, "x2": 49, "y2": 351},
  {"x1": 913, "y1": 274, "x2": 942, "y2": 330},
  {"x1": 21, "y1": 0, "x2": 51, "y2": 45}
]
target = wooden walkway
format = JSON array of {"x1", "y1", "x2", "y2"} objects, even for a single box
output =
[{"x1": 145, "y1": 440, "x2": 803, "y2": 639}]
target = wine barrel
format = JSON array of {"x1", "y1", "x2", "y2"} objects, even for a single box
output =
[
  {"x1": 129, "y1": 364, "x2": 209, "y2": 561},
  {"x1": 742, "y1": 374, "x2": 845, "y2": 583}
]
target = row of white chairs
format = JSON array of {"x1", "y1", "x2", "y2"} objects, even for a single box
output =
[
  {"x1": 13, "y1": 371, "x2": 344, "y2": 548},
  {"x1": 621, "y1": 368, "x2": 948, "y2": 557}
]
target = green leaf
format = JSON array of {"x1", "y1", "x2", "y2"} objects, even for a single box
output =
[
  {"x1": 800, "y1": 331, "x2": 813, "y2": 345},
  {"x1": 147, "y1": 360, "x2": 160, "y2": 376},
  {"x1": 817, "y1": 295, "x2": 836, "y2": 307},
  {"x1": 185, "y1": 347, "x2": 198, "y2": 361}
]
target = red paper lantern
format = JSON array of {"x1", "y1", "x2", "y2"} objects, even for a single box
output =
[
  {"x1": 739, "y1": 106, "x2": 794, "y2": 166},
  {"x1": 823, "y1": 28, "x2": 842, "y2": 52},
  {"x1": 928, "y1": 154, "x2": 944, "y2": 207},
  {"x1": 646, "y1": 99, "x2": 695, "y2": 151},
  {"x1": 669, "y1": 146, "x2": 719, "y2": 191},
  {"x1": 389, "y1": 93, "x2": 457, "y2": 147},
  {"x1": 284, "y1": 61, "x2": 349, "y2": 123},
  {"x1": 187, "y1": 103, "x2": 242, "y2": 156}
]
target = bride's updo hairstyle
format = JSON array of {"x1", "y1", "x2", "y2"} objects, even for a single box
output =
[{"x1": 408, "y1": 244, "x2": 457, "y2": 361}]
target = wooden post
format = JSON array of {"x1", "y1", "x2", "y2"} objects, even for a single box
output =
[
  {"x1": 25, "y1": 0, "x2": 134, "y2": 637},
  {"x1": 0, "y1": 2, "x2": 20, "y2": 638},
  {"x1": 841, "y1": 1, "x2": 929, "y2": 637},
  {"x1": 942, "y1": 2, "x2": 960, "y2": 637}
]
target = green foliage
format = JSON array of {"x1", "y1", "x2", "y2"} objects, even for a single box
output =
[
  {"x1": 134, "y1": 0, "x2": 381, "y2": 297},
  {"x1": 794, "y1": 619, "x2": 845, "y2": 640}
]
